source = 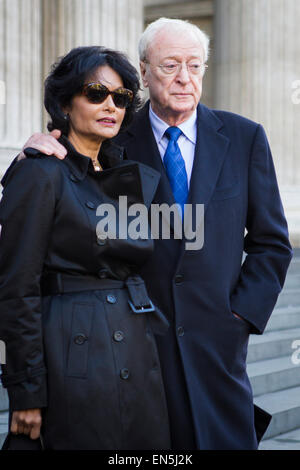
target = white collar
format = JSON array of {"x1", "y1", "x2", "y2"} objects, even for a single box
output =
[{"x1": 149, "y1": 104, "x2": 197, "y2": 144}]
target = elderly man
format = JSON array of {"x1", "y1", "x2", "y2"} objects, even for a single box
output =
[{"x1": 5, "y1": 18, "x2": 292, "y2": 450}]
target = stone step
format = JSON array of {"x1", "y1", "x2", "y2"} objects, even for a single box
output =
[
  {"x1": 258, "y1": 427, "x2": 300, "y2": 450},
  {"x1": 247, "y1": 355, "x2": 300, "y2": 396},
  {"x1": 0, "y1": 385, "x2": 8, "y2": 412},
  {"x1": 0, "y1": 410, "x2": 8, "y2": 448},
  {"x1": 275, "y1": 288, "x2": 300, "y2": 308},
  {"x1": 255, "y1": 386, "x2": 300, "y2": 439},
  {"x1": 265, "y1": 306, "x2": 300, "y2": 332},
  {"x1": 247, "y1": 328, "x2": 300, "y2": 363},
  {"x1": 284, "y1": 273, "x2": 300, "y2": 289},
  {"x1": 286, "y1": 258, "x2": 300, "y2": 275}
]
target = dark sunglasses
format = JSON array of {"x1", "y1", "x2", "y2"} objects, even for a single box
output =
[{"x1": 82, "y1": 82, "x2": 134, "y2": 109}]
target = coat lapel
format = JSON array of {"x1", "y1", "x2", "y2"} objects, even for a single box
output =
[
  {"x1": 120, "y1": 102, "x2": 230, "y2": 211},
  {"x1": 187, "y1": 104, "x2": 230, "y2": 210},
  {"x1": 120, "y1": 102, "x2": 176, "y2": 209},
  {"x1": 116, "y1": 102, "x2": 230, "y2": 239}
]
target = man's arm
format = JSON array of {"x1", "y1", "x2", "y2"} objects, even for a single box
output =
[
  {"x1": 230, "y1": 124, "x2": 293, "y2": 334},
  {"x1": 17, "y1": 129, "x2": 67, "y2": 161}
]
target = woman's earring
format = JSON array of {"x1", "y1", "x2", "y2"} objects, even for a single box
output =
[{"x1": 63, "y1": 113, "x2": 69, "y2": 120}]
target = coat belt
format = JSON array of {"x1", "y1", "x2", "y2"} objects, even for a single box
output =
[{"x1": 40, "y1": 272, "x2": 169, "y2": 335}]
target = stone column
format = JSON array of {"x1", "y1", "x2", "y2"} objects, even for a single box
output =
[
  {"x1": 0, "y1": 0, "x2": 43, "y2": 415},
  {"x1": 42, "y1": 0, "x2": 143, "y2": 129},
  {"x1": 0, "y1": 0, "x2": 144, "y2": 175},
  {"x1": 0, "y1": 0, "x2": 42, "y2": 173},
  {"x1": 213, "y1": 0, "x2": 300, "y2": 246},
  {"x1": 42, "y1": 0, "x2": 143, "y2": 82}
]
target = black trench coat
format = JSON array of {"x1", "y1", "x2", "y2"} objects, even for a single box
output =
[{"x1": 0, "y1": 137, "x2": 171, "y2": 450}]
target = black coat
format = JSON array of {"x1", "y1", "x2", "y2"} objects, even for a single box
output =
[
  {"x1": 0, "y1": 137, "x2": 171, "y2": 450},
  {"x1": 114, "y1": 102, "x2": 293, "y2": 450}
]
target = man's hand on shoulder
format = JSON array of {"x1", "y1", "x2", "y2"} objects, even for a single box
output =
[{"x1": 17, "y1": 129, "x2": 67, "y2": 161}]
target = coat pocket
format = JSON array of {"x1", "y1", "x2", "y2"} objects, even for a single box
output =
[
  {"x1": 211, "y1": 182, "x2": 240, "y2": 201},
  {"x1": 66, "y1": 302, "x2": 95, "y2": 378}
]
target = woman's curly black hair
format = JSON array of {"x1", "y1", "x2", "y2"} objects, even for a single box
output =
[{"x1": 44, "y1": 46, "x2": 142, "y2": 136}]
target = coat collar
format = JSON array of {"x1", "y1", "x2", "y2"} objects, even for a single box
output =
[
  {"x1": 117, "y1": 102, "x2": 175, "y2": 208},
  {"x1": 59, "y1": 135, "x2": 125, "y2": 181},
  {"x1": 60, "y1": 134, "x2": 160, "y2": 209},
  {"x1": 119, "y1": 101, "x2": 230, "y2": 211},
  {"x1": 149, "y1": 103, "x2": 197, "y2": 146}
]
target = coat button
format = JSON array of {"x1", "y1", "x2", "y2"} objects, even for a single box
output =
[
  {"x1": 85, "y1": 201, "x2": 95, "y2": 209},
  {"x1": 120, "y1": 368, "x2": 130, "y2": 380},
  {"x1": 113, "y1": 331, "x2": 124, "y2": 342},
  {"x1": 98, "y1": 269, "x2": 108, "y2": 279},
  {"x1": 177, "y1": 326, "x2": 185, "y2": 337},
  {"x1": 70, "y1": 174, "x2": 78, "y2": 182},
  {"x1": 106, "y1": 294, "x2": 116, "y2": 304},
  {"x1": 74, "y1": 334, "x2": 88, "y2": 345},
  {"x1": 174, "y1": 274, "x2": 184, "y2": 285},
  {"x1": 97, "y1": 237, "x2": 106, "y2": 246}
]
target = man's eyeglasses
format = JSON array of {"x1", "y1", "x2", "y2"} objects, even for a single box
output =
[
  {"x1": 146, "y1": 61, "x2": 208, "y2": 76},
  {"x1": 82, "y1": 83, "x2": 134, "y2": 109}
]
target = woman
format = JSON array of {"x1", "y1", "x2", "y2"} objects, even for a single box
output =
[{"x1": 0, "y1": 46, "x2": 170, "y2": 450}]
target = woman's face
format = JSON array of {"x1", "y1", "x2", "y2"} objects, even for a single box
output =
[{"x1": 66, "y1": 65, "x2": 126, "y2": 143}]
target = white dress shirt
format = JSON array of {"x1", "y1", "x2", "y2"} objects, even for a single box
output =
[{"x1": 149, "y1": 104, "x2": 197, "y2": 188}]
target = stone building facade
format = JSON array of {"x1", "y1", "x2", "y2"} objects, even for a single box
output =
[
  {"x1": 0, "y1": 0, "x2": 299, "y2": 245},
  {"x1": 0, "y1": 0, "x2": 143, "y2": 169}
]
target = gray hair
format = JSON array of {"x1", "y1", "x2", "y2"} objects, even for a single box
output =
[{"x1": 138, "y1": 17, "x2": 210, "y2": 63}]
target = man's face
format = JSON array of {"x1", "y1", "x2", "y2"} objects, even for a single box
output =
[{"x1": 140, "y1": 29, "x2": 205, "y2": 125}]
